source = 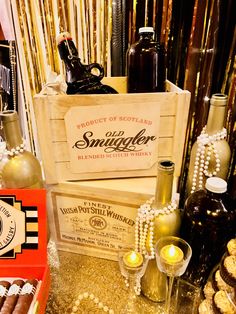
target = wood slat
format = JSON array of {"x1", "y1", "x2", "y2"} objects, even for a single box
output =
[
  {"x1": 34, "y1": 92, "x2": 178, "y2": 119},
  {"x1": 54, "y1": 156, "x2": 172, "y2": 182},
  {"x1": 50, "y1": 116, "x2": 175, "y2": 142}
]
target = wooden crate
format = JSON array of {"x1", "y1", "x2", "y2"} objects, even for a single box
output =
[
  {"x1": 33, "y1": 78, "x2": 190, "y2": 184},
  {"x1": 47, "y1": 178, "x2": 153, "y2": 260},
  {"x1": 47, "y1": 176, "x2": 180, "y2": 260}
]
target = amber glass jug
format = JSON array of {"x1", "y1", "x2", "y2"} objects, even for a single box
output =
[
  {"x1": 180, "y1": 177, "x2": 235, "y2": 287},
  {"x1": 127, "y1": 27, "x2": 166, "y2": 93}
]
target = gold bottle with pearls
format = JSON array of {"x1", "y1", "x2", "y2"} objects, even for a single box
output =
[
  {"x1": 141, "y1": 160, "x2": 181, "y2": 302},
  {"x1": 0, "y1": 110, "x2": 44, "y2": 188},
  {"x1": 186, "y1": 94, "x2": 231, "y2": 197}
]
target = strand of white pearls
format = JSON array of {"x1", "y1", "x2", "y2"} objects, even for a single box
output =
[
  {"x1": 124, "y1": 275, "x2": 142, "y2": 295},
  {"x1": 135, "y1": 197, "x2": 177, "y2": 260},
  {"x1": 6, "y1": 140, "x2": 25, "y2": 157},
  {"x1": 191, "y1": 127, "x2": 227, "y2": 194},
  {"x1": 71, "y1": 292, "x2": 114, "y2": 314}
]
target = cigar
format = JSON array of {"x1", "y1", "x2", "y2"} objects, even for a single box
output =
[
  {"x1": 12, "y1": 279, "x2": 38, "y2": 314},
  {"x1": 0, "y1": 281, "x2": 11, "y2": 310},
  {"x1": 0, "y1": 280, "x2": 25, "y2": 314}
]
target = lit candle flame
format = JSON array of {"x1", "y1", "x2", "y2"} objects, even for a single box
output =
[
  {"x1": 169, "y1": 245, "x2": 177, "y2": 257},
  {"x1": 160, "y1": 244, "x2": 184, "y2": 264},
  {"x1": 123, "y1": 250, "x2": 143, "y2": 268}
]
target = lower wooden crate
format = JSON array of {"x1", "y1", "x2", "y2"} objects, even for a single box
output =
[
  {"x1": 47, "y1": 176, "x2": 179, "y2": 260},
  {"x1": 47, "y1": 177, "x2": 157, "y2": 260}
]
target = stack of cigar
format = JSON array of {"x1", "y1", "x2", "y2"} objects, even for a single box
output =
[{"x1": 0, "y1": 279, "x2": 38, "y2": 314}]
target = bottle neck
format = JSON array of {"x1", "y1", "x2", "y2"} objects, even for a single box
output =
[
  {"x1": 139, "y1": 33, "x2": 154, "y2": 41},
  {"x1": 1, "y1": 112, "x2": 23, "y2": 149},
  {"x1": 206, "y1": 102, "x2": 226, "y2": 135},
  {"x1": 153, "y1": 164, "x2": 174, "y2": 207},
  {"x1": 206, "y1": 190, "x2": 224, "y2": 200},
  {"x1": 58, "y1": 39, "x2": 84, "y2": 68},
  {"x1": 58, "y1": 39, "x2": 88, "y2": 83}
]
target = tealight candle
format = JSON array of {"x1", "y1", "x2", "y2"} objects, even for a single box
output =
[
  {"x1": 123, "y1": 250, "x2": 143, "y2": 268},
  {"x1": 160, "y1": 244, "x2": 184, "y2": 264}
]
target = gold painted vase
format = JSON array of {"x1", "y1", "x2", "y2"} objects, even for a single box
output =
[
  {"x1": 186, "y1": 94, "x2": 231, "y2": 197},
  {"x1": 141, "y1": 160, "x2": 181, "y2": 302},
  {"x1": 0, "y1": 110, "x2": 44, "y2": 188}
]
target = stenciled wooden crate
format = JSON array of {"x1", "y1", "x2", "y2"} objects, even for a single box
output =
[
  {"x1": 47, "y1": 178, "x2": 154, "y2": 260},
  {"x1": 47, "y1": 176, "x2": 180, "y2": 260},
  {"x1": 33, "y1": 78, "x2": 190, "y2": 184}
]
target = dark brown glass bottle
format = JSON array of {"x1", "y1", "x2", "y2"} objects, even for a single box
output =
[
  {"x1": 127, "y1": 27, "x2": 166, "y2": 93},
  {"x1": 180, "y1": 177, "x2": 235, "y2": 287},
  {"x1": 57, "y1": 32, "x2": 118, "y2": 94}
]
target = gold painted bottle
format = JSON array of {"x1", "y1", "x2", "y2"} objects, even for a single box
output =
[
  {"x1": 186, "y1": 94, "x2": 231, "y2": 196},
  {"x1": 0, "y1": 110, "x2": 44, "y2": 188},
  {"x1": 141, "y1": 160, "x2": 181, "y2": 302}
]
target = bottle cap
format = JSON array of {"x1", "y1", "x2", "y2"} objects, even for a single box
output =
[
  {"x1": 57, "y1": 32, "x2": 72, "y2": 45},
  {"x1": 210, "y1": 94, "x2": 228, "y2": 107},
  {"x1": 139, "y1": 27, "x2": 154, "y2": 34},
  {"x1": 0, "y1": 110, "x2": 18, "y2": 122},
  {"x1": 205, "y1": 177, "x2": 227, "y2": 193}
]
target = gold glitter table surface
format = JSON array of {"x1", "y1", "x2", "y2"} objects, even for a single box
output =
[{"x1": 46, "y1": 250, "x2": 201, "y2": 314}]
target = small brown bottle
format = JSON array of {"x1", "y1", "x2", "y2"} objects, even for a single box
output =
[
  {"x1": 127, "y1": 27, "x2": 166, "y2": 93},
  {"x1": 57, "y1": 32, "x2": 118, "y2": 94}
]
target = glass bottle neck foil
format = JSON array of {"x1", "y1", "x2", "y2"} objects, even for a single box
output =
[
  {"x1": 153, "y1": 160, "x2": 175, "y2": 208},
  {"x1": 0, "y1": 110, "x2": 23, "y2": 149},
  {"x1": 206, "y1": 94, "x2": 227, "y2": 135}
]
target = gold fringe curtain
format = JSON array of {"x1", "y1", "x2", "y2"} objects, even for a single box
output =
[
  {"x1": 11, "y1": 0, "x2": 112, "y2": 95},
  {"x1": 9, "y1": 0, "x2": 236, "y2": 197}
]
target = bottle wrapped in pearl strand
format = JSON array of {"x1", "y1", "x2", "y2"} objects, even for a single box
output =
[
  {"x1": 191, "y1": 126, "x2": 227, "y2": 194},
  {"x1": 71, "y1": 292, "x2": 114, "y2": 314},
  {"x1": 118, "y1": 197, "x2": 178, "y2": 297},
  {"x1": 134, "y1": 197, "x2": 177, "y2": 260}
]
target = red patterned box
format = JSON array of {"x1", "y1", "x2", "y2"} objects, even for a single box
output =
[{"x1": 0, "y1": 189, "x2": 50, "y2": 314}]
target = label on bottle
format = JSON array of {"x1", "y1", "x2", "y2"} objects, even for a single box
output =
[
  {"x1": 64, "y1": 103, "x2": 160, "y2": 174},
  {"x1": 50, "y1": 190, "x2": 139, "y2": 259}
]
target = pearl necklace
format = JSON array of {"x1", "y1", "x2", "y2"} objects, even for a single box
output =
[
  {"x1": 124, "y1": 274, "x2": 142, "y2": 295},
  {"x1": 5, "y1": 140, "x2": 26, "y2": 157},
  {"x1": 135, "y1": 197, "x2": 177, "y2": 260},
  {"x1": 191, "y1": 126, "x2": 227, "y2": 194},
  {"x1": 9, "y1": 41, "x2": 17, "y2": 111},
  {"x1": 70, "y1": 292, "x2": 114, "y2": 314}
]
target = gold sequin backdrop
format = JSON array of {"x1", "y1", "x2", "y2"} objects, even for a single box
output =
[
  {"x1": 10, "y1": 0, "x2": 114, "y2": 155},
  {"x1": 11, "y1": 0, "x2": 113, "y2": 95},
  {"x1": 9, "y1": 0, "x2": 236, "y2": 197},
  {"x1": 9, "y1": 0, "x2": 173, "y2": 155}
]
